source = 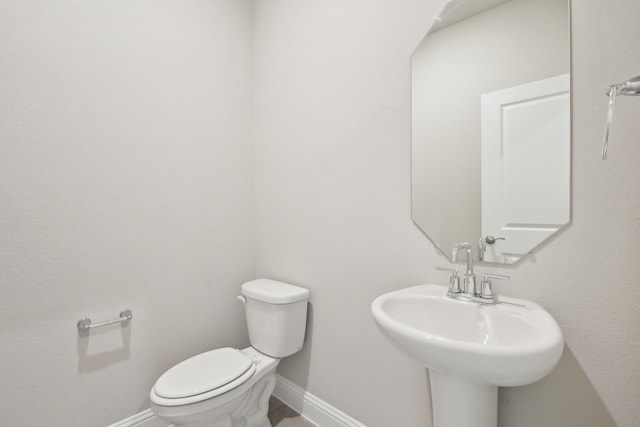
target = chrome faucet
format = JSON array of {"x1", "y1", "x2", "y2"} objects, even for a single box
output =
[
  {"x1": 451, "y1": 242, "x2": 476, "y2": 296},
  {"x1": 438, "y1": 242, "x2": 511, "y2": 304}
]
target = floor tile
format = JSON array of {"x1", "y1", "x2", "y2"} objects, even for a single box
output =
[{"x1": 268, "y1": 397, "x2": 316, "y2": 427}]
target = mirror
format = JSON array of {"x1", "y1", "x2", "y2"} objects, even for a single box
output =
[{"x1": 411, "y1": 0, "x2": 571, "y2": 264}]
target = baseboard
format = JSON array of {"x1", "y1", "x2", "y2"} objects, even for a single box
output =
[
  {"x1": 106, "y1": 409, "x2": 167, "y2": 427},
  {"x1": 273, "y1": 374, "x2": 366, "y2": 427}
]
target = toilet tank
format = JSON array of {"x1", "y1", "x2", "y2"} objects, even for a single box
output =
[{"x1": 241, "y1": 279, "x2": 310, "y2": 358}]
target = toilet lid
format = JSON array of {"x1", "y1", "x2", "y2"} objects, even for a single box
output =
[{"x1": 153, "y1": 348, "x2": 255, "y2": 399}]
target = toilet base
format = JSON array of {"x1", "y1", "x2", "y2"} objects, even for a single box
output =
[{"x1": 230, "y1": 371, "x2": 276, "y2": 427}]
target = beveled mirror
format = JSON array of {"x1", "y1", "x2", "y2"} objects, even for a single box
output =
[{"x1": 411, "y1": 0, "x2": 571, "y2": 264}]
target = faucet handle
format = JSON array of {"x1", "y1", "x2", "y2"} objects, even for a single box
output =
[
  {"x1": 480, "y1": 273, "x2": 510, "y2": 300},
  {"x1": 436, "y1": 267, "x2": 461, "y2": 293}
]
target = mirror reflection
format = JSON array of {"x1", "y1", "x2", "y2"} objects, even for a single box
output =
[{"x1": 411, "y1": 0, "x2": 570, "y2": 264}]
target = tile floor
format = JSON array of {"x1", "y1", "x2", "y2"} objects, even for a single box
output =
[{"x1": 268, "y1": 397, "x2": 316, "y2": 427}]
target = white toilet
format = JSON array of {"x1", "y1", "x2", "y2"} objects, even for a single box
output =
[{"x1": 150, "y1": 279, "x2": 310, "y2": 427}]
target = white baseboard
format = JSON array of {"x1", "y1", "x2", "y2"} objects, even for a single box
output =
[
  {"x1": 107, "y1": 375, "x2": 365, "y2": 427},
  {"x1": 106, "y1": 409, "x2": 167, "y2": 427},
  {"x1": 273, "y1": 374, "x2": 366, "y2": 427}
]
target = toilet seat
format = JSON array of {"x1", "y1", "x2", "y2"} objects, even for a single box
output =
[{"x1": 152, "y1": 347, "x2": 256, "y2": 406}]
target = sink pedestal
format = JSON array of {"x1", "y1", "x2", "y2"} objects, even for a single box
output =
[
  {"x1": 372, "y1": 284, "x2": 564, "y2": 427},
  {"x1": 430, "y1": 370, "x2": 497, "y2": 427}
]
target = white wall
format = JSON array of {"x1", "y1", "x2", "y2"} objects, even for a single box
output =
[
  {"x1": 0, "y1": 1, "x2": 253, "y2": 426},
  {"x1": 2, "y1": 1, "x2": 639, "y2": 427},
  {"x1": 254, "y1": 1, "x2": 640, "y2": 427}
]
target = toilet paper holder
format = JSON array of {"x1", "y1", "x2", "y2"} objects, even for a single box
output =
[{"x1": 77, "y1": 309, "x2": 133, "y2": 331}]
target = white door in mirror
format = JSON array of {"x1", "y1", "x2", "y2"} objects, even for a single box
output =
[{"x1": 481, "y1": 74, "x2": 570, "y2": 263}]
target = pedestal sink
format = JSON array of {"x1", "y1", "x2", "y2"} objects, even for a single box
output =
[{"x1": 371, "y1": 284, "x2": 563, "y2": 427}]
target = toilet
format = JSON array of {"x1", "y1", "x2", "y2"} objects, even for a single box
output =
[{"x1": 150, "y1": 279, "x2": 310, "y2": 427}]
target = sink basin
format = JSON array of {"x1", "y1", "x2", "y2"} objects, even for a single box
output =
[
  {"x1": 372, "y1": 284, "x2": 563, "y2": 427},
  {"x1": 371, "y1": 284, "x2": 563, "y2": 386}
]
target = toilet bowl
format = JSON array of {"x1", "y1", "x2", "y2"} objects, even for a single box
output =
[
  {"x1": 150, "y1": 347, "x2": 278, "y2": 427},
  {"x1": 149, "y1": 279, "x2": 309, "y2": 427}
]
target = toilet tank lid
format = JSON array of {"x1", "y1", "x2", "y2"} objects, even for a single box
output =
[{"x1": 241, "y1": 279, "x2": 310, "y2": 304}]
